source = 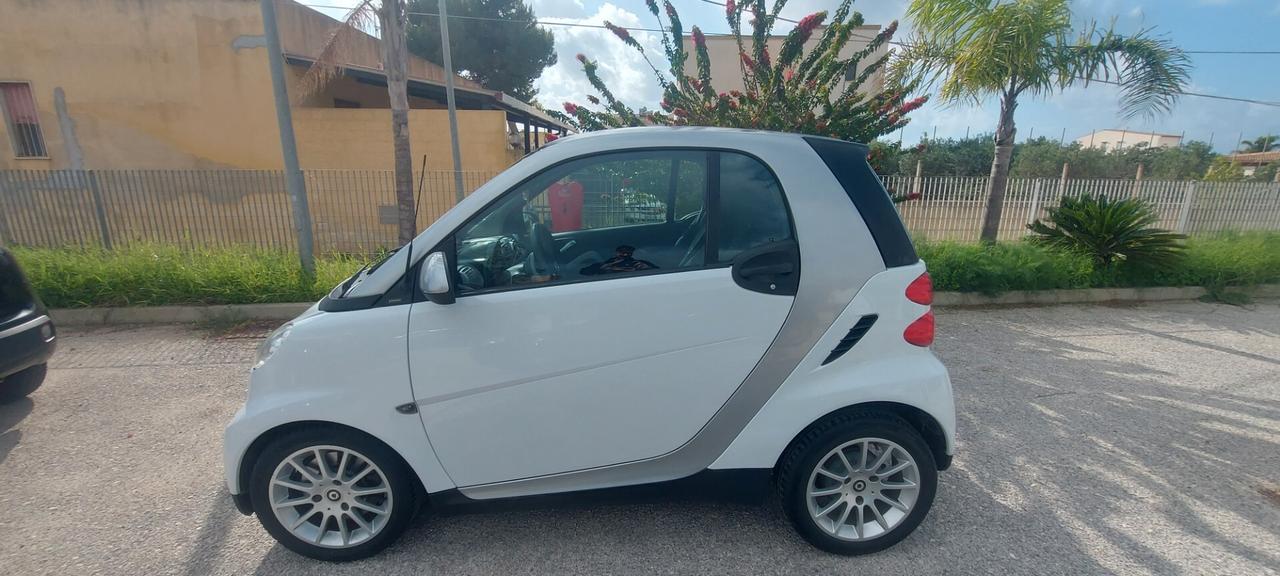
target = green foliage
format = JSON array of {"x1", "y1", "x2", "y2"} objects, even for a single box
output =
[
  {"x1": 1253, "y1": 161, "x2": 1280, "y2": 183},
  {"x1": 1007, "y1": 139, "x2": 1215, "y2": 180},
  {"x1": 406, "y1": 0, "x2": 556, "y2": 100},
  {"x1": 899, "y1": 134, "x2": 994, "y2": 177},
  {"x1": 1203, "y1": 156, "x2": 1246, "y2": 181},
  {"x1": 917, "y1": 241, "x2": 1094, "y2": 295},
  {"x1": 553, "y1": 0, "x2": 924, "y2": 144},
  {"x1": 11, "y1": 245, "x2": 366, "y2": 308},
  {"x1": 1029, "y1": 194, "x2": 1186, "y2": 268},
  {"x1": 1237, "y1": 135, "x2": 1278, "y2": 153},
  {"x1": 895, "y1": 0, "x2": 1190, "y2": 120},
  {"x1": 920, "y1": 233, "x2": 1280, "y2": 294}
]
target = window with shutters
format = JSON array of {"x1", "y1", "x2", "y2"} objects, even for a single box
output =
[{"x1": 0, "y1": 83, "x2": 48, "y2": 158}]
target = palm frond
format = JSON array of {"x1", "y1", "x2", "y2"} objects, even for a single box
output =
[
  {"x1": 1066, "y1": 26, "x2": 1190, "y2": 119},
  {"x1": 299, "y1": 0, "x2": 380, "y2": 98},
  {"x1": 1029, "y1": 194, "x2": 1186, "y2": 268}
]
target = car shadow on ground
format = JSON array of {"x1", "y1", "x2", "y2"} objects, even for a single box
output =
[{"x1": 0, "y1": 397, "x2": 33, "y2": 466}]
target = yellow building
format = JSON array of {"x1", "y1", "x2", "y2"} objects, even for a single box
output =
[{"x1": 0, "y1": 0, "x2": 567, "y2": 172}]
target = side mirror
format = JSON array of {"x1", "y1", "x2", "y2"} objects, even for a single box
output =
[{"x1": 419, "y1": 251, "x2": 455, "y2": 305}]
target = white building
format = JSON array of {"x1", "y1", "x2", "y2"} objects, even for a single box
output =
[{"x1": 1075, "y1": 130, "x2": 1182, "y2": 152}]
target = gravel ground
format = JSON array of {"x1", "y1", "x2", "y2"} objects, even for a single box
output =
[{"x1": 1, "y1": 301, "x2": 1278, "y2": 575}]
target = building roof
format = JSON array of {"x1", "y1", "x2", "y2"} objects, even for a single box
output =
[
  {"x1": 277, "y1": 0, "x2": 568, "y2": 131},
  {"x1": 1080, "y1": 129, "x2": 1182, "y2": 138},
  {"x1": 1227, "y1": 151, "x2": 1280, "y2": 166}
]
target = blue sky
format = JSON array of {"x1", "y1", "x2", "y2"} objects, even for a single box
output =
[{"x1": 314, "y1": 0, "x2": 1280, "y2": 151}]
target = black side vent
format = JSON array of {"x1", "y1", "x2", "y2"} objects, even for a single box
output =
[{"x1": 821, "y1": 314, "x2": 879, "y2": 366}]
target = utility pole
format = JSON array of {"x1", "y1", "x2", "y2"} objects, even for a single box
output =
[
  {"x1": 260, "y1": 0, "x2": 314, "y2": 276},
  {"x1": 438, "y1": 0, "x2": 465, "y2": 203}
]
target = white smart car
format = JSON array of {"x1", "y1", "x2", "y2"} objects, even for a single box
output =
[{"x1": 224, "y1": 127, "x2": 955, "y2": 561}]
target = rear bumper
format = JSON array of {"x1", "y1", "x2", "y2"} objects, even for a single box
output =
[{"x1": 0, "y1": 314, "x2": 56, "y2": 380}]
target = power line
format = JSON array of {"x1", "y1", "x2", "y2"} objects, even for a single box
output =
[{"x1": 297, "y1": 2, "x2": 1280, "y2": 108}]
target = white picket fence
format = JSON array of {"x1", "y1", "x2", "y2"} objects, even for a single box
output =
[{"x1": 881, "y1": 175, "x2": 1280, "y2": 242}]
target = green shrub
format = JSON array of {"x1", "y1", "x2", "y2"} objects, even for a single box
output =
[
  {"x1": 1028, "y1": 194, "x2": 1186, "y2": 268},
  {"x1": 1105, "y1": 231, "x2": 1280, "y2": 288},
  {"x1": 918, "y1": 241, "x2": 1094, "y2": 295},
  {"x1": 11, "y1": 245, "x2": 367, "y2": 308}
]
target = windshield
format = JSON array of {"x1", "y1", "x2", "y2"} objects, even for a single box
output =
[{"x1": 340, "y1": 247, "x2": 400, "y2": 298}]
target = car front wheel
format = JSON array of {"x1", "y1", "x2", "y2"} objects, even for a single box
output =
[
  {"x1": 249, "y1": 427, "x2": 418, "y2": 561},
  {"x1": 778, "y1": 411, "x2": 938, "y2": 555}
]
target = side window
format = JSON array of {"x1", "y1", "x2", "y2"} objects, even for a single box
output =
[
  {"x1": 454, "y1": 150, "x2": 708, "y2": 294},
  {"x1": 717, "y1": 152, "x2": 791, "y2": 262}
]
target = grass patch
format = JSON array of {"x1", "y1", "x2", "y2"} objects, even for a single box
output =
[
  {"x1": 12, "y1": 245, "x2": 368, "y2": 308},
  {"x1": 10, "y1": 232, "x2": 1280, "y2": 307},
  {"x1": 920, "y1": 231, "x2": 1280, "y2": 295}
]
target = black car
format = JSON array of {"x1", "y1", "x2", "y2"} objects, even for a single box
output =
[{"x1": 1, "y1": 247, "x2": 55, "y2": 403}]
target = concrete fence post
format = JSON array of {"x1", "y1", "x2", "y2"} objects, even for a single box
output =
[
  {"x1": 86, "y1": 171, "x2": 113, "y2": 250},
  {"x1": 1176, "y1": 181, "x2": 1196, "y2": 234},
  {"x1": 912, "y1": 159, "x2": 923, "y2": 197},
  {"x1": 1027, "y1": 180, "x2": 1043, "y2": 229}
]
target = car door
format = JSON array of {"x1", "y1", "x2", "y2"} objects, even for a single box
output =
[{"x1": 406, "y1": 149, "x2": 798, "y2": 487}]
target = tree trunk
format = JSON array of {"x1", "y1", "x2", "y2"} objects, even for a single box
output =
[
  {"x1": 380, "y1": 1, "x2": 416, "y2": 245},
  {"x1": 979, "y1": 92, "x2": 1018, "y2": 243}
]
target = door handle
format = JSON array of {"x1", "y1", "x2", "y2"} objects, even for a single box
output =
[{"x1": 738, "y1": 262, "x2": 794, "y2": 277}]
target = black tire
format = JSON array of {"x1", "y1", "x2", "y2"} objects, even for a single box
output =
[
  {"x1": 777, "y1": 410, "x2": 938, "y2": 555},
  {"x1": 249, "y1": 426, "x2": 419, "y2": 561},
  {"x1": 0, "y1": 364, "x2": 46, "y2": 404}
]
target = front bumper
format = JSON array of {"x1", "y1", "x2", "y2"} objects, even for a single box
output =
[{"x1": 0, "y1": 314, "x2": 56, "y2": 380}]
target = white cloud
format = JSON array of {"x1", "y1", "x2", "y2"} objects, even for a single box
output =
[{"x1": 533, "y1": 3, "x2": 667, "y2": 112}]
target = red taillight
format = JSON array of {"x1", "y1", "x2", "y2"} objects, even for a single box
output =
[
  {"x1": 904, "y1": 311, "x2": 935, "y2": 347},
  {"x1": 906, "y1": 272, "x2": 933, "y2": 305}
]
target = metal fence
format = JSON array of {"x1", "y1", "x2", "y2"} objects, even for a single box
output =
[{"x1": 3, "y1": 169, "x2": 1279, "y2": 253}]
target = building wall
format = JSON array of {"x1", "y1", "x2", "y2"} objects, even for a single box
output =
[
  {"x1": 1075, "y1": 130, "x2": 1182, "y2": 151},
  {"x1": 681, "y1": 26, "x2": 887, "y2": 99},
  {"x1": 0, "y1": 0, "x2": 513, "y2": 171}
]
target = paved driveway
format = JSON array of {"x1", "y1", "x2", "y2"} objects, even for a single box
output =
[{"x1": 1, "y1": 301, "x2": 1278, "y2": 575}]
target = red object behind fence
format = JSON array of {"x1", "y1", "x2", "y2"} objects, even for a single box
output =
[{"x1": 547, "y1": 181, "x2": 584, "y2": 232}]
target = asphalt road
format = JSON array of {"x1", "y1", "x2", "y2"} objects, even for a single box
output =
[{"x1": 1, "y1": 301, "x2": 1278, "y2": 575}]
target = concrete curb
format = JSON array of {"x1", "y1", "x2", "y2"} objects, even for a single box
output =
[
  {"x1": 50, "y1": 302, "x2": 310, "y2": 326},
  {"x1": 49, "y1": 285, "x2": 1280, "y2": 325}
]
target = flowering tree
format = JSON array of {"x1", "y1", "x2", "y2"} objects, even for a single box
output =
[{"x1": 550, "y1": 0, "x2": 926, "y2": 144}]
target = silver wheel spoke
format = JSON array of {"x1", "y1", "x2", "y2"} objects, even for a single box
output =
[
  {"x1": 350, "y1": 486, "x2": 389, "y2": 497},
  {"x1": 816, "y1": 467, "x2": 846, "y2": 482},
  {"x1": 348, "y1": 510, "x2": 373, "y2": 532},
  {"x1": 291, "y1": 508, "x2": 319, "y2": 530},
  {"x1": 313, "y1": 513, "x2": 328, "y2": 543},
  {"x1": 273, "y1": 496, "x2": 312, "y2": 509},
  {"x1": 832, "y1": 502, "x2": 852, "y2": 534},
  {"x1": 338, "y1": 515, "x2": 351, "y2": 546},
  {"x1": 853, "y1": 504, "x2": 864, "y2": 539},
  {"x1": 876, "y1": 494, "x2": 909, "y2": 512},
  {"x1": 314, "y1": 449, "x2": 331, "y2": 479},
  {"x1": 868, "y1": 447, "x2": 895, "y2": 473},
  {"x1": 273, "y1": 478, "x2": 312, "y2": 492},
  {"x1": 880, "y1": 479, "x2": 917, "y2": 490},
  {"x1": 858, "y1": 441, "x2": 869, "y2": 470},
  {"x1": 835, "y1": 449, "x2": 855, "y2": 477},
  {"x1": 291, "y1": 457, "x2": 321, "y2": 484},
  {"x1": 869, "y1": 502, "x2": 890, "y2": 531},
  {"x1": 348, "y1": 466, "x2": 375, "y2": 485},
  {"x1": 810, "y1": 486, "x2": 843, "y2": 497},
  {"x1": 815, "y1": 498, "x2": 844, "y2": 519},
  {"x1": 351, "y1": 500, "x2": 387, "y2": 515},
  {"x1": 879, "y1": 460, "x2": 912, "y2": 477},
  {"x1": 336, "y1": 452, "x2": 350, "y2": 481}
]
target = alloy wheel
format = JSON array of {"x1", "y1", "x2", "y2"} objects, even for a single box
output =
[
  {"x1": 805, "y1": 437, "x2": 921, "y2": 541},
  {"x1": 269, "y1": 445, "x2": 394, "y2": 548}
]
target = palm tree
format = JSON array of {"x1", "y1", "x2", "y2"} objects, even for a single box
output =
[
  {"x1": 1237, "y1": 135, "x2": 1278, "y2": 153},
  {"x1": 302, "y1": 0, "x2": 417, "y2": 245},
  {"x1": 892, "y1": 0, "x2": 1190, "y2": 243}
]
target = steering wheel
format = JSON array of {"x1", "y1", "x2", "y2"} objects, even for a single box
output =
[{"x1": 526, "y1": 223, "x2": 562, "y2": 280}]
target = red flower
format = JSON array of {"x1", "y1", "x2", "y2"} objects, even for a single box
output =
[
  {"x1": 664, "y1": 0, "x2": 676, "y2": 18},
  {"x1": 689, "y1": 78, "x2": 702, "y2": 91},
  {"x1": 692, "y1": 26, "x2": 706, "y2": 48},
  {"x1": 794, "y1": 12, "x2": 826, "y2": 42},
  {"x1": 725, "y1": 0, "x2": 735, "y2": 16},
  {"x1": 575, "y1": 53, "x2": 588, "y2": 64},
  {"x1": 784, "y1": 68, "x2": 795, "y2": 82},
  {"x1": 563, "y1": 102, "x2": 579, "y2": 114},
  {"x1": 740, "y1": 52, "x2": 755, "y2": 68},
  {"x1": 759, "y1": 48, "x2": 771, "y2": 67},
  {"x1": 729, "y1": 100, "x2": 739, "y2": 110},
  {"x1": 605, "y1": 22, "x2": 632, "y2": 42},
  {"x1": 905, "y1": 192, "x2": 922, "y2": 201},
  {"x1": 673, "y1": 107, "x2": 689, "y2": 117},
  {"x1": 646, "y1": 0, "x2": 659, "y2": 15},
  {"x1": 660, "y1": 98, "x2": 673, "y2": 111},
  {"x1": 544, "y1": 133, "x2": 559, "y2": 142}
]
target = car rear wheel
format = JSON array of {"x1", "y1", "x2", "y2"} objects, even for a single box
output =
[
  {"x1": 0, "y1": 363, "x2": 46, "y2": 404},
  {"x1": 778, "y1": 411, "x2": 937, "y2": 555},
  {"x1": 249, "y1": 427, "x2": 418, "y2": 561}
]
